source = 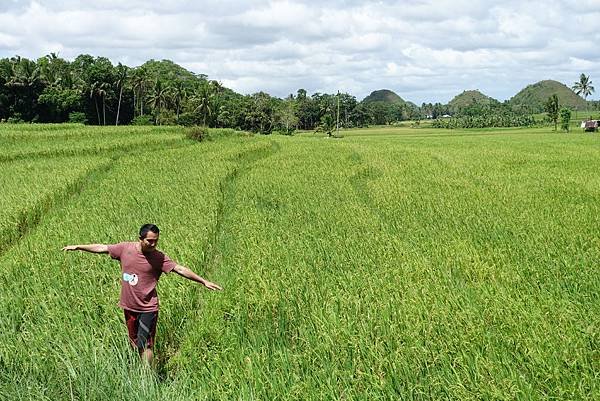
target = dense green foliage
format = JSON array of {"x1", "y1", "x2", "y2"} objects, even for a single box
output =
[
  {"x1": 0, "y1": 124, "x2": 598, "y2": 400},
  {"x1": 0, "y1": 55, "x2": 423, "y2": 132},
  {"x1": 545, "y1": 94, "x2": 560, "y2": 131},
  {"x1": 560, "y1": 108, "x2": 572, "y2": 132},
  {"x1": 5, "y1": 54, "x2": 596, "y2": 132},
  {"x1": 431, "y1": 109, "x2": 535, "y2": 129}
]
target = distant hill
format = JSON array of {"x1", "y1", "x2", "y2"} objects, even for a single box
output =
[
  {"x1": 140, "y1": 59, "x2": 199, "y2": 81},
  {"x1": 509, "y1": 80, "x2": 587, "y2": 113},
  {"x1": 362, "y1": 89, "x2": 406, "y2": 104},
  {"x1": 448, "y1": 90, "x2": 498, "y2": 111}
]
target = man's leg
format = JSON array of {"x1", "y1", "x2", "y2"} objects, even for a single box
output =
[
  {"x1": 140, "y1": 348, "x2": 153, "y2": 365},
  {"x1": 124, "y1": 309, "x2": 139, "y2": 349},
  {"x1": 136, "y1": 311, "x2": 158, "y2": 365}
]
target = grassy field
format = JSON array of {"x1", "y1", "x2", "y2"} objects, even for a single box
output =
[{"x1": 0, "y1": 124, "x2": 598, "y2": 400}]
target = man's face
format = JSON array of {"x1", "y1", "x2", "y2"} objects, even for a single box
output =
[{"x1": 140, "y1": 231, "x2": 159, "y2": 253}]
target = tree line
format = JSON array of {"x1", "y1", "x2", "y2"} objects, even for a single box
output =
[
  {"x1": 3, "y1": 54, "x2": 591, "y2": 133},
  {"x1": 431, "y1": 101, "x2": 536, "y2": 129},
  {"x1": 0, "y1": 54, "x2": 430, "y2": 134}
]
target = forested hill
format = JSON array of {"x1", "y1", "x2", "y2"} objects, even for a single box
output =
[
  {"x1": 448, "y1": 90, "x2": 498, "y2": 108},
  {"x1": 509, "y1": 80, "x2": 588, "y2": 113},
  {"x1": 362, "y1": 89, "x2": 406, "y2": 104},
  {"x1": 359, "y1": 89, "x2": 422, "y2": 124}
]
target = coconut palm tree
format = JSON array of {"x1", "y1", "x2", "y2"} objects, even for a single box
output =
[
  {"x1": 38, "y1": 53, "x2": 61, "y2": 87},
  {"x1": 208, "y1": 80, "x2": 225, "y2": 126},
  {"x1": 6, "y1": 56, "x2": 42, "y2": 120},
  {"x1": 114, "y1": 63, "x2": 128, "y2": 125},
  {"x1": 131, "y1": 66, "x2": 148, "y2": 118},
  {"x1": 147, "y1": 79, "x2": 171, "y2": 125},
  {"x1": 192, "y1": 84, "x2": 214, "y2": 127},
  {"x1": 89, "y1": 81, "x2": 109, "y2": 125},
  {"x1": 572, "y1": 73, "x2": 595, "y2": 112},
  {"x1": 89, "y1": 81, "x2": 102, "y2": 125},
  {"x1": 172, "y1": 79, "x2": 189, "y2": 123},
  {"x1": 6, "y1": 56, "x2": 40, "y2": 90}
]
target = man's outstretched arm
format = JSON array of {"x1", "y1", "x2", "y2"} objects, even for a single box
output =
[
  {"x1": 173, "y1": 264, "x2": 223, "y2": 290},
  {"x1": 62, "y1": 244, "x2": 109, "y2": 254}
]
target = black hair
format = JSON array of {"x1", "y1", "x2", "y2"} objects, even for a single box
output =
[{"x1": 139, "y1": 224, "x2": 160, "y2": 239}]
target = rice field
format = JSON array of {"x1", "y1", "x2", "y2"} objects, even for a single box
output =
[{"x1": 0, "y1": 124, "x2": 598, "y2": 400}]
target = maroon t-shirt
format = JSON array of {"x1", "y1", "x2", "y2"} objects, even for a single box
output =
[{"x1": 107, "y1": 242, "x2": 176, "y2": 312}]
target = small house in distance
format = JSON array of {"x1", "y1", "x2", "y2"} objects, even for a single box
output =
[{"x1": 582, "y1": 120, "x2": 599, "y2": 132}]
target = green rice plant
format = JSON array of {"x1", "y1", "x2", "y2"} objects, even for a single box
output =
[
  {"x1": 0, "y1": 156, "x2": 112, "y2": 253},
  {"x1": 174, "y1": 132, "x2": 599, "y2": 399},
  {"x1": 0, "y1": 125, "x2": 188, "y2": 162},
  {"x1": 1, "y1": 124, "x2": 599, "y2": 400},
  {"x1": 0, "y1": 133, "x2": 273, "y2": 400}
]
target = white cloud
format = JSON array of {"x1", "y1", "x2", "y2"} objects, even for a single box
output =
[
  {"x1": 0, "y1": 0, "x2": 599, "y2": 103},
  {"x1": 0, "y1": 32, "x2": 20, "y2": 49}
]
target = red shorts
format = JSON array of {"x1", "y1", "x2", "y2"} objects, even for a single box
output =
[{"x1": 124, "y1": 309, "x2": 158, "y2": 351}]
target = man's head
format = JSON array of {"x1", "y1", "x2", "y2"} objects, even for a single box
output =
[{"x1": 139, "y1": 224, "x2": 160, "y2": 253}]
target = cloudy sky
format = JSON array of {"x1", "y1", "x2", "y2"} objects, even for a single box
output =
[{"x1": 1, "y1": 0, "x2": 599, "y2": 104}]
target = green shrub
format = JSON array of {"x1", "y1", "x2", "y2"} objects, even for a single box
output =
[
  {"x1": 6, "y1": 113, "x2": 24, "y2": 124},
  {"x1": 185, "y1": 127, "x2": 251, "y2": 142},
  {"x1": 185, "y1": 126, "x2": 209, "y2": 141},
  {"x1": 131, "y1": 115, "x2": 154, "y2": 126},
  {"x1": 560, "y1": 108, "x2": 572, "y2": 132},
  {"x1": 68, "y1": 112, "x2": 87, "y2": 124}
]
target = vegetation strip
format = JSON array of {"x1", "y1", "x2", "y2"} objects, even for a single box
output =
[
  {"x1": 164, "y1": 140, "x2": 281, "y2": 371},
  {"x1": 1, "y1": 125, "x2": 599, "y2": 399},
  {"x1": 2, "y1": 55, "x2": 597, "y2": 135}
]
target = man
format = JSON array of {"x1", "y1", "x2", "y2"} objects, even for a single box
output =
[{"x1": 62, "y1": 223, "x2": 222, "y2": 364}]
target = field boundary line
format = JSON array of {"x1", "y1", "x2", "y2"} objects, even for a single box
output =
[
  {"x1": 347, "y1": 151, "x2": 391, "y2": 232},
  {"x1": 346, "y1": 129, "x2": 555, "y2": 140},
  {"x1": 0, "y1": 137, "x2": 191, "y2": 164},
  {"x1": 154, "y1": 140, "x2": 280, "y2": 373},
  {"x1": 0, "y1": 159, "x2": 119, "y2": 257}
]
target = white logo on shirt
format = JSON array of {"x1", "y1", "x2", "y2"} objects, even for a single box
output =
[{"x1": 123, "y1": 272, "x2": 138, "y2": 286}]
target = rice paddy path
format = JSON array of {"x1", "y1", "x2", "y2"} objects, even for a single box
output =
[
  {"x1": 154, "y1": 140, "x2": 281, "y2": 375},
  {"x1": 348, "y1": 150, "x2": 388, "y2": 229},
  {"x1": 200, "y1": 139, "x2": 281, "y2": 281},
  {"x1": 0, "y1": 159, "x2": 115, "y2": 257}
]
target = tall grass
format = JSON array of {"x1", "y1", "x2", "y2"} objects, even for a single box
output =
[
  {"x1": 0, "y1": 125, "x2": 187, "y2": 162},
  {"x1": 0, "y1": 134, "x2": 271, "y2": 400},
  {"x1": 174, "y1": 132, "x2": 599, "y2": 399},
  {"x1": 1, "y1": 125, "x2": 598, "y2": 399},
  {"x1": 0, "y1": 156, "x2": 112, "y2": 254}
]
